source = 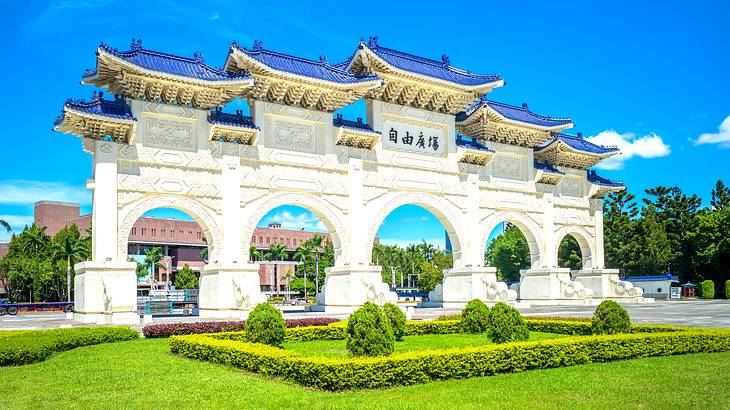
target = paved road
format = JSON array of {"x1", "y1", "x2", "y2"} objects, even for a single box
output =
[{"x1": 1, "y1": 300, "x2": 728, "y2": 331}]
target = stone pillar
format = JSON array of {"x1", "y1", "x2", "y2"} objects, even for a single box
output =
[
  {"x1": 74, "y1": 140, "x2": 138, "y2": 324},
  {"x1": 318, "y1": 157, "x2": 397, "y2": 312},
  {"x1": 591, "y1": 198, "x2": 605, "y2": 269},
  {"x1": 542, "y1": 193, "x2": 556, "y2": 268},
  {"x1": 199, "y1": 147, "x2": 265, "y2": 319}
]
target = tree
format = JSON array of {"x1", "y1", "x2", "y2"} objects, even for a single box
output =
[
  {"x1": 174, "y1": 264, "x2": 198, "y2": 289},
  {"x1": 416, "y1": 259, "x2": 442, "y2": 292},
  {"x1": 143, "y1": 247, "x2": 164, "y2": 284},
  {"x1": 604, "y1": 191, "x2": 641, "y2": 274},
  {"x1": 0, "y1": 219, "x2": 10, "y2": 233},
  {"x1": 264, "y1": 242, "x2": 288, "y2": 297},
  {"x1": 199, "y1": 247, "x2": 208, "y2": 262},
  {"x1": 637, "y1": 205, "x2": 674, "y2": 275},
  {"x1": 417, "y1": 240, "x2": 437, "y2": 263},
  {"x1": 405, "y1": 244, "x2": 419, "y2": 286},
  {"x1": 690, "y1": 207, "x2": 730, "y2": 287},
  {"x1": 21, "y1": 225, "x2": 50, "y2": 257},
  {"x1": 711, "y1": 180, "x2": 730, "y2": 210},
  {"x1": 485, "y1": 225, "x2": 531, "y2": 281},
  {"x1": 134, "y1": 260, "x2": 148, "y2": 279},
  {"x1": 292, "y1": 244, "x2": 311, "y2": 299},
  {"x1": 249, "y1": 246, "x2": 262, "y2": 262},
  {"x1": 306, "y1": 234, "x2": 325, "y2": 297},
  {"x1": 51, "y1": 225, "x2": 89, "y2": 302},
  {"x1": 558, "y1": 235, "x2": 582, "y2": 270}
]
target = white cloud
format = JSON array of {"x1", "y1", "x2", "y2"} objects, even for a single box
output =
[
  {"x1": 0, "y1": 180, "x2": 90, "y2": 205},
  {"x1": 694, "y1": 115, "x2": 730, "y2": 148},
  {"x1": 262, "y1": 210, "x2": 327, "y2": 232},
  {"x1": 0, "y1": 215, "x2": 34, "y2": 241},
  {"x1": 585, "y1": 131, "x2": 671, "y2": 170}
]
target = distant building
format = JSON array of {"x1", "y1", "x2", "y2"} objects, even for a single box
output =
[
  {"x1": 30, "y1": 201, "x2": 333, "y2": 293},
  {"x1": 622, "y1": 272, "x2": 679, "y2": 300}
]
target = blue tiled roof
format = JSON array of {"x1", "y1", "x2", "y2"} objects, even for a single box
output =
[
  {"x1": 536, "y1": 133, "x2": 619, "y2": 155},
  {"x1": 457, "y1": 99, "x2": 573, "y2": 128},
  {"x1": 456, "y1": 135, "x2": 495, "y2": 152},
  {"x1": 587, "y1": 170, "x2": 624, "y2": 187},
  {"x1": 534, "y1": 160, "x2": 564, "y2": 175},
  {"x1": 333, "y1": 114, "x2": 380, "y2": 134},
  {"x1": 353, "y1": 37, "x2": 502, "y2": 87},
  {"x1": 54, "y1": 92, "x2": 135, "y2": 126},
  {"x1": 87, "y1": 39, "x2": 250, "y2": 82},
  {"x1": 231, "y1": 41, "x2": 379, "y2": 84},
  {"x1": 208, "y1": 107, "x2": 258, "y2": 129},
  {"x1": 622, "y1": 273, "x2": 679, "y2": 282}
]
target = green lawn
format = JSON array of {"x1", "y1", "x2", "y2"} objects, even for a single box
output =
[
  {"x1": 0, "y1": 338, "x2": 729, "y2": 409},
  {"x1": 284, "y1": 332, "x2": 564, "y2": 358}
]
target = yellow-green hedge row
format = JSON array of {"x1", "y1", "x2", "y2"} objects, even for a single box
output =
[{"x1": 170, "y1": 329, "x2": 730, "y2": 391}]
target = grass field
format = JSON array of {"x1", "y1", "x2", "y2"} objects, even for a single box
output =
[
  {"x1": 283, "y1": 332, "x2": 564, "y2": 358},
  {"x1": 0, "y1": 337, "x2": 729, "y2": 409}
]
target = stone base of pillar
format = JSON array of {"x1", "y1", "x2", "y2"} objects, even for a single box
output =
[
  {"x1": 198, "y1": 263, "x2": 266, "y2": 319},
  {"x1": 73, "y1": 260, "x2": 140, "y2": 325},
  {"x1": 517, "y1": 268, "x2": 595, "y2": 303},
  {"x1": 425, "y1": 267, "x2": 518, "y2": 309},
  {"x1": 316, "y1": 266, "x2": 397, "y2": 313},
  {"x1": 573, "y1": 269, "x2": 652, "y2": 302}
]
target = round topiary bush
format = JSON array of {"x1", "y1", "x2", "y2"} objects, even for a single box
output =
[
  {"x1": 591, "y1": 300, "x2": 630, "y2": 335},
  {"x1": 699, "y1": 280, "x2": 715, "y2": 299},
  {"x1": 460, "y1": 299, "x2": 491, "y2": 333},
  {"x1": 382, "y1": 303, "x2": 406, "y2": 341},
  {"x1": 244, "y1": 302, "x2": 286, "y2": 347},
  {"x1": 725, "y1": 280, "x2": 730, "y2": 300},
  {"x1": 346, "y1": 302, "x2": 394, "y2": 357},
  {"x1": 486, "y1": 302, "x2": 529, "y2": 343}
]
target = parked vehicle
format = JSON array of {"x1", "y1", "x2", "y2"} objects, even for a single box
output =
[{"x1": 0, "y1": 302, "x2": 73, "y2": 315}]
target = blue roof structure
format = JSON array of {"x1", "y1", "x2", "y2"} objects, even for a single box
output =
[
  {"x1": 208, "y1": 107, "x2": 258, "y2": 129},
  {"x1": 86, "y1": 39, "x2": 250, "y2": 82},
  {"x1": 536, "y1": 132, "x2": 619, "y2": 155},
  {"x1": 347, "y1": 37, "x2": 502, "y2": 87},
  {"x1": 333, "y1": 114, "x2": 380, "y2": 134},
  {"x1": 622, "y1": 273, "x2": 679, "y2": 282},
  {"x1": 54, "y1": 92, "x2": 135, "y2": 126},
  {"x1": 230, "y1": 41, "x2": 379, "y2": 84},
  {"x1": 534, "y1": 159, "x2": 564, "y2": 175},
  {"x1": 457, "y1": 99, "x2": 573, "y2": 128},
  {"x1": 587, "y1": 170, "x2": 624, "y2": 187},
  {"x1": 456, "y1": 135, "x2": 495, "y2": 152}
]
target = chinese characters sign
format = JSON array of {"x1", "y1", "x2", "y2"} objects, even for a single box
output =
[{"x1": 381, "y1": 119, "x2": 446, "y2": 156}]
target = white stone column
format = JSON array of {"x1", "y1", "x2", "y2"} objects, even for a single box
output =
[
  {"x1": 199, "y1": 147, "x2": 265, "y2": 319},
  {"x1": 592, "y1": 198, "x2": 605, "y2": 269},
  {"x1": 542, "y1": 193, "x2": 556, "y2": 268},
  {"x1": 74, "y1": 140, "x2": 138, "y2": 324}
]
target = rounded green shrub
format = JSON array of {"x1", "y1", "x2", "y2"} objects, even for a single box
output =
[
  {"x1": 725, "y1": 280, "x2": 730, "y2": 299},
  {"x1": 486, "y1": 302, "x2": 529, "y2": 343},
  {"x1": 699, "y1": 280, "x2": 715, "y2": 299},
  {"x1": 244, "y1": 302, "x2": 286, "y2": 347},
  {"x1": 591, "y1": 300, "x2": 630, "y2": 335},
  {"x1": 346, "y1": 302, "x2": 394, "y2": 357},
  {"x1": 382, "y1": 303, "x2": 406, "y2": 341},
  {"x1": 460, "y1": 299, "x2": 490, "y2": 333}
]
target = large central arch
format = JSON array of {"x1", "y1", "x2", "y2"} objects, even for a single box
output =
[
  {"x1": 117, "y1": 194, "x2": 223, "y2": 262},
  {"x1": 240, "y1": 192, "x2": 349, "y2": 266},
  {"x1": 364, "y1": 192, "x2": 466, "y2": 268},
  {"x1": 481, "y1": 211, "x2": 544, "y2": 269}
]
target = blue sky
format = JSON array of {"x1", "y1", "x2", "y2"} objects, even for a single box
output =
[{"x1": 0, "y1": 0, "x2": 728, "y2": 246}]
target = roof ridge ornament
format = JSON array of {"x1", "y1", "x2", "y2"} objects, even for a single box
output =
[
  {"x1": 319, "y1": 55, "x2": 328, "y2": 65},
  {"x1": 252, "y1": 40, "x2": 263, "y2": 51},
  {"x1": 522, "y1": 102, "x2": 529, "y2": 110},
  {"x1": 368, "y1": 36, "x2": 378, "y2": 48},
  {"x1": 441, "y1": 54, "x2": 450, "y2": 66},
  {"x1": 194, "y1": 51, "x2": 205, "y2": 63},
  {"x1": 130, "y1": 38, "x2": 142, "y2": 51}
]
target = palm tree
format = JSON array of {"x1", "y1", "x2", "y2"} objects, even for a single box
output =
[
  {"x1": 418, "y1": 240, "x2": 437, "y2": 263},
  {"x1": 143, "y1": 247, "x2": 165, "y2": 285},
  {"x1": 293, "y1": 244, "x2": 311, "y2": 300},
  {"x1": 405, "y1": 243, "x2": 419, "y2": 286},
  {"x1": 249, "y1": 246, "x2": 263, "y2": 262},
  {"x1": 283, "y1": 269, "x2": 296, "y2": 301},
  {"x1": 373, "y1": 243, "x2": 387, "y2": 266},
  {"x1": 307, "y1": 234, "x2": 325, "y2": 298},
  {"x1": 0, "y1": 219, "x2": 10, "y2": 233},
  {"x1": 264, "y1": 243, "x2": 288, "y2": 298},
  {"x1": 52, "y1": 233, "x2": 89, "y2": 302},
  {"x1": 22, "y1": 225, "x2": 49, "y2": 255}
]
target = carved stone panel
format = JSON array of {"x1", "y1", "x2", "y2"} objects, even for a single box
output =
[
  {"x1": 493, "y1": 155, "x2": 525, "y2": 180},
  {"x1": 142, "y1": 115, "x2": 197, "y2": 152}
]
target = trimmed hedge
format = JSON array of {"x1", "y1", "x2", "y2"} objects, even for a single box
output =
[
  {"x1": 700, "y1": 280, "x2": 715, "y2": 299},
  {"x1": 142, "y1": 317, "x2": 341, "y2": 338},
  {"x1": 170, "y1": 328, "x2": 730, "y2": 391},
  {"x1": 0, "y1": 327, "x2": 139, "y2": 366}
]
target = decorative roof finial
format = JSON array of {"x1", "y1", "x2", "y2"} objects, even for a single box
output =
[
  {"x1": 252, "y1": 40, "x2": 263, "y2": 51},
  {"x1": 319, "y1": 55, "x2": 328, "y2": 65},
  {"x1": 193, "y1": 51, "x2": 205, "y2": 63},
  {"x1": 521, "y1": 102, "x2": 529, "y2": 110},
  {"x1": 130, "y1": 38, "x2": 142, "y2": 51},
  {"x1": 577, "y1": 132, "x2": 584, "y2": 138},
  {"x1": 441, "y1": 54, "x2": 450, "y2": 66},
  {"x1": 368, "y1": 36, "x2": 378, "y2": 47}
]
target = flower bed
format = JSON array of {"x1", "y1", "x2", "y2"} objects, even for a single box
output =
[
  {"x1": 169, "y1": 319, "x2": 727, "y2": 391},
  {"x1": 0, "y1": 327, "x2": 139, "y2": 366},
  {"x1": 142, "y1": 317, "x2": 340, "y2": 338}
]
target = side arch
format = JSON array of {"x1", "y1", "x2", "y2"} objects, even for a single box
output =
[
  {"x1": 364, "y1": 192, "x2": 466, "y2": 268},
  {"x1": 554, "y1": 225, "x2": 595, "y2": 270},
  {"x1": 481, "y1": 212, "x2": 544, "y2": 268},
  {"x1": 240, "y1": 192, "x2": 349, "y2": 266},
  {"x1": 117, "y1": 194, "x2": 222, "y2": 262}
]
